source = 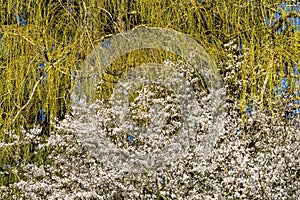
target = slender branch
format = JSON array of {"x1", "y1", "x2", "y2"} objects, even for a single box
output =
[
  {"x1": 11, "y1": 66, "x2": 52, "y2": 125},
  {"x1": 10, "y1": 49, "x2": 70, "y2": 125},
  {"x1": 6, "y1": 32, "x2": 36, "y2": 46}
]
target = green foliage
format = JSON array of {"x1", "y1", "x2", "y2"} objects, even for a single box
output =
[{"x1": 0, "y1": 0, "x2": 299, "y2": 186}]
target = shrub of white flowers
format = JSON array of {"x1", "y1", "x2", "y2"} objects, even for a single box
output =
[{"x1": 0, "y1": 29, "x2": 299, "y2": 200}]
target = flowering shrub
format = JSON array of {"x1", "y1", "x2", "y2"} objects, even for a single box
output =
[{"x1": 1, "y1": 57, "x2": 299, "y2": 199}]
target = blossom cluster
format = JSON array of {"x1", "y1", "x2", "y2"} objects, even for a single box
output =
[{"x1": 1, "y1": 45, "x2": 299, "y2": 199}]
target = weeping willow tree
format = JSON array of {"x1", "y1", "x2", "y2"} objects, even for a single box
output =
[{"x1": 0, "y1": 0, "x2": 299, "y2": 185}]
